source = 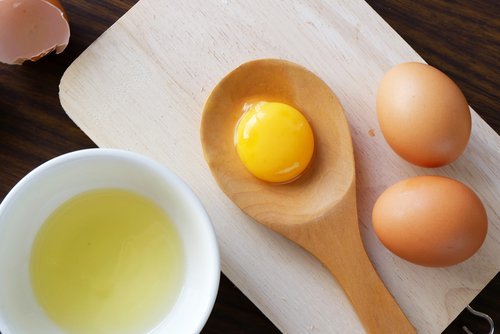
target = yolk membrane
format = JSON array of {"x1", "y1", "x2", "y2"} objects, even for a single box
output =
[{"x1": 235, "y1": 101, "x2": 314, "y2": 183}]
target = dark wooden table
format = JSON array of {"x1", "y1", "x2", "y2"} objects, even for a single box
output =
[{"x1": 1, "y1": 1, "x2": 498, "y2": 333}]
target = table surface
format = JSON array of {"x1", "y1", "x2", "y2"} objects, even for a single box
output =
[{"x1": 0, "y1": 1, "x2": 498, "y2": 333}]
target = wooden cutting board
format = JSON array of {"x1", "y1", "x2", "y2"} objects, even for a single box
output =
[{"x1": 59, "y1": 1, "x2": 500, "y2": 333}]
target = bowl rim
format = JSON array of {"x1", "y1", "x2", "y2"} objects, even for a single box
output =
[{"x1": 0, "y1": 148, "x2": 220, "y2": 334}]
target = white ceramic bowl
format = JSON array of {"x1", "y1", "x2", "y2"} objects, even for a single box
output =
[{"x1": 0, "y1": 148, "x2": 220, "y2": 334}]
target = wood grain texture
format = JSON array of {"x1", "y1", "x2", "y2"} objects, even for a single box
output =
[
  {"x1": 366, "y1": 0, "x2": 500, "y2": 134},
  {"x1": 0, "y1": 1, "x2": 498, "y2": 333},
  {"x1": 57, "y1": 0, "x2": 499, "y2": 333}
]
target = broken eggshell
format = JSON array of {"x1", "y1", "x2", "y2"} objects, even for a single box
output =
[{"x1": 0, "y1": 0, "x2": 70, "y2": 65}]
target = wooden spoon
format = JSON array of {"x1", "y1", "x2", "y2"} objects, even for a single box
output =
[{"x1": 200, "y1": 59, "x2": 415, "y2": 334}]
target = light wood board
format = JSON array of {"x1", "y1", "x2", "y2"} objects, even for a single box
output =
[{"x1": 59, "y1": 1, "x2": 500, "y2": 333}]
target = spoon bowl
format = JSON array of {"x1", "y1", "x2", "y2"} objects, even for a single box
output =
[
  {"x1": 201, "y1": 59, "x2": 415, "y2": 333},
  {"x1": 202, "y1": 59, "x2": 352, "y2": 223}
]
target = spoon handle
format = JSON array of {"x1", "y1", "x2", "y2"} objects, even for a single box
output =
[
  {"x1": 320, "y1": 228, "x2": 415, "y2": 333},
  {"x1": 278, "y1": 201, "x2": 416, "y2": 333}
]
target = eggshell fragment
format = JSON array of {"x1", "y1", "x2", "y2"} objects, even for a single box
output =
[
  {"x1": 372, "y1": 175, "x2": 488, "y2": 267},
  {"x1": 0, "y1": 0, "x2": 70, "y2": 65},
  {"x1": 376, "y1": 62, "x2": 471, "y2": 167}
]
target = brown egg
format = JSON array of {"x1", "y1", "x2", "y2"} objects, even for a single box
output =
[
  {"x1": 372, "y1": 176, "x2": 487, "y2": 267},
  {"x1": 0, "y1": 0, "x2": 70, "y2": 65},
  {"x1": 376, "y1": 62, "x2": 471, "y2": 167}
]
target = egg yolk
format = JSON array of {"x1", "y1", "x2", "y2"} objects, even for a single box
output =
[{"x1": 235, "y1": 101, "x2": 314, "y2": 183}]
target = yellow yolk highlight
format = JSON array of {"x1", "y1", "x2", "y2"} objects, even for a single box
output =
[{"x1": 235, "y1": 101, "x2": 314, "y2": 183}]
